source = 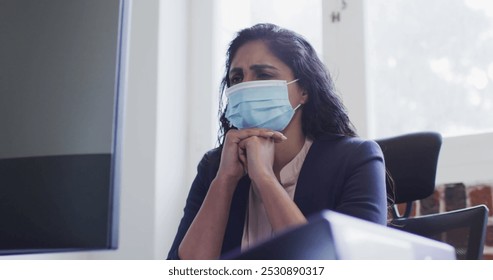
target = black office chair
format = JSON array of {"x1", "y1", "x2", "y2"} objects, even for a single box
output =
[
  {"x1": 377, "y1": 132, "x2": 489, "y2": 259},
  {"x1": 388, "y1": 204, "x2": 489, "y2": 260},
  {"x1": 375, "y1": 132, "x2": 442, "y2": 218}
]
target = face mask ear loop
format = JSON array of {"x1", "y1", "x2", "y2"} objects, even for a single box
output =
[
  {"x1": 287, "y1": 78, "x2": 299, "y2": 85},
  {"x1": 293, "y1": 104, "x2": 302, "y2": 111}
]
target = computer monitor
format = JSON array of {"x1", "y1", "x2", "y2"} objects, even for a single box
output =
[
  {"x1": 224, "y1": 210, "x2": 456, "y2": 260},
  {"x1": 0, "y1": 0, "x2": 129, "y2": 255}
]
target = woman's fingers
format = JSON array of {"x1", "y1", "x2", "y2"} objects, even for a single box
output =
[
  {"x1": 237, "y1": 135, "x2": 276, "y2": 182},
  {"x1": 222, "y1": 128, "x2": 283, "y2": 178},
  {"x1": 270, "y1": 131, "x2": 288, "y2": 143},
  {"x1": 227, "y1": 128, "x2": 287, "y2": 143},
  {"x1": 237, "y1": 145, "x2": 248, "y2": 175}
]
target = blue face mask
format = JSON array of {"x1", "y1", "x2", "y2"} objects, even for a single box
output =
[{"x1": 225, "y1": 79, "x2": 301, "y2": 131}]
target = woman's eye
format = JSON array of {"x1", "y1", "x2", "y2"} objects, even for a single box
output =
[
  {"x1": 230, "y1": 76, "x2": 242, "y2": 85},
  {"x1": 257, "y1": 73, "x2": 273, "y2": 80}
]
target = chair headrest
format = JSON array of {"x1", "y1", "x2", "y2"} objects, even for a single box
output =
[{"x1": 376, "y1": 132, "x2": 442, "y2": 204}]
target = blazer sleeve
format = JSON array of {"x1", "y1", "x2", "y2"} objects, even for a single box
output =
[
  {"x1": 335, "y1": 140, "x2": 388, "y2": 225},
  {"x1": 166, "y1": 149, "x2": 220, "y2": 260}
]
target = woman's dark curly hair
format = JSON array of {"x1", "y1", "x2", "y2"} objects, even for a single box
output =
[{"x1": 218, "y1": 23, "x2": 357, "y2": 145}]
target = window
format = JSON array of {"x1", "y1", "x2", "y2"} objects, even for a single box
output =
[
  {"x1": 323, "y1": 0, "x2": 493, "y2": 184},
  {"x1": 366, "y1": 0, "x2": 493, "y2": 138}
]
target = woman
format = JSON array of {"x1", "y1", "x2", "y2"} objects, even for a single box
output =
[{"x1": 167, "y1": 23, "x2": 389, "y2": 260}]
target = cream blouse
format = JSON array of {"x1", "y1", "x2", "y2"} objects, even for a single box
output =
[{"x1": 241, "y1": 138, "x2": 313, "y2": 250}]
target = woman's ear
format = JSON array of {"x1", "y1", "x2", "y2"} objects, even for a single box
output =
[{"x1": 300, "y1": 91, "x2": 309, "y2": 104}]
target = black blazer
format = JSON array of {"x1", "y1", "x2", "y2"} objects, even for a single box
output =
[{"x1": 167, "y1": 134, "x2": 387, "y2": 259}]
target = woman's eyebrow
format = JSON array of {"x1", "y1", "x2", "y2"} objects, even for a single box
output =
[
  {"x1": 229, "y1": 64, "x2": 279, "y2": 76},
  {"x1": 229, "y1": 67, "x2": 243, "y2": 76},
  {"x1": 250, "y1": 64, "x2": 279, "y2": 72}
]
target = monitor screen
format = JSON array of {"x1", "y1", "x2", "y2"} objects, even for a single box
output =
[{"x1": 0, "y1": 0, "x2": 128, "y2": 254}]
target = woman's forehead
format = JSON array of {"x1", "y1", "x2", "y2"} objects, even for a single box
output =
[{"x1": 230, "y1": 40, "x2": 290, "y2": 72}]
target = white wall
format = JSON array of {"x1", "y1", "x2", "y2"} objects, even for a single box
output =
[
  {"x1": 323, "y1": 0, "x2": 370, "y2": 138},
  {"x1": 436, "y1": 132, "x2": 493, "y2": 185},
  {"x1": 154, "y1": 0, "x2": 190, "y2": 260},
  {"x1": 186, "y1": 0, "x2": 219, "y2": 190}
]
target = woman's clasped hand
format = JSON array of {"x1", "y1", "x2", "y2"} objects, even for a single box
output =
[{"x1": 218, "y1": 128, "x2": 287, "y2": 183}]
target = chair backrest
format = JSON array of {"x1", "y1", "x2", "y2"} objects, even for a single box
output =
[
  {"x1": 389, "y1": 204, "x2": 489, "y2": 260},
  {"x1": 375, "y1": 132, "x2": 442, "y2": 218}
]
